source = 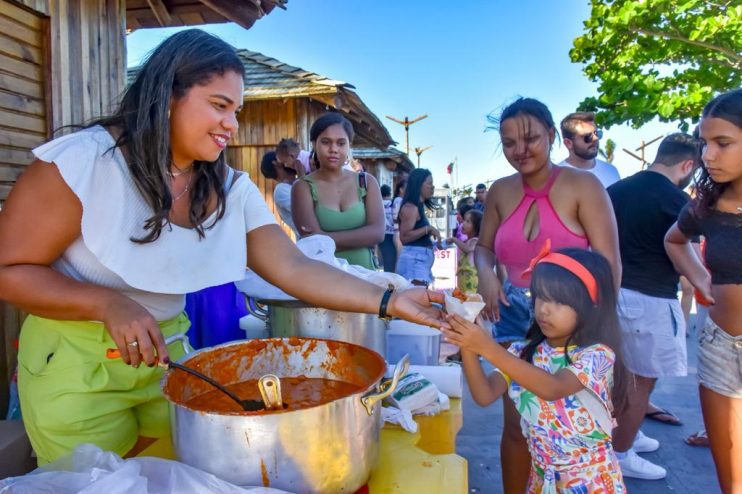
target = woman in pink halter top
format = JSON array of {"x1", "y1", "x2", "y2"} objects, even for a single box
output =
[{"x1": 473, "y1": 97, "x2": 621, "y2": 494}]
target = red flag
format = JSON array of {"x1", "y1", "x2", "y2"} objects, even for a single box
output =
[{"x1": 446, "y1": 162, "x2": 454, "y2": 174}]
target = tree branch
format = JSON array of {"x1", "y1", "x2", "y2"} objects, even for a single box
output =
[{"x1": 628, "y1": 26, "x2": 742, "y2": 69}]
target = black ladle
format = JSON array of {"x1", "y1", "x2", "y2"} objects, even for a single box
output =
[
  {"x1": 105, "y1": 348, "x2": 265, "y2": 412},
  {"x1": 165, "y1": 361, "x2": 267, "y2": 412}
]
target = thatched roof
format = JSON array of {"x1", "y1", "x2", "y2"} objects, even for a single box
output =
[
  {"x1": 126, "y1": 0, "x2": 287, "y2": 31},
  {"x1": 353, "y1": 147, "x2": 414, "y2": 172},
  {"x1": 236, "y1": 49, "x2": 394, "y2": 148}
]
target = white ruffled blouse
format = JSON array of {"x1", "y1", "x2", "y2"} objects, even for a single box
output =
[{"x1": 33, "y1": 126, "x2": 276, "y2": 321}]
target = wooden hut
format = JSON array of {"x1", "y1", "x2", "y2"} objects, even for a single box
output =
[
  {"x1": 226, "y1": 49, "x2": 407, "y2": 233},
  {"x1": 0, "y1": 0, "x2": 286, "y2": 416},
  {"x1": 352, "y1": 146, "x2": 413, "y2": 191}
]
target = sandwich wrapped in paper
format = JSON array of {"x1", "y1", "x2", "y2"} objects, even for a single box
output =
[{"x1": 444, "y1": 288, "x2": 486, "y2": 322}]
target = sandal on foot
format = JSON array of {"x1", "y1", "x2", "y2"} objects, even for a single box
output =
[
  {"x1": 685, "y1": 430, "x2": 709, "y2": 447},
  {"x1": 645, "y1": 407, "x2": 683, "y2": 426}
]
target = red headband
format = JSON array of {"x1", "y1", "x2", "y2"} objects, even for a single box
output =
[{"x1": 522, "y1": 239, "x2": 599, "y2": 304}]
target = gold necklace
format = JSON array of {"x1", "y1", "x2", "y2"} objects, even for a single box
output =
[
  {"x1": 172, "y1": 172, "x2": 193, "y2": 201},
  {"x1": 169, "y1": 162, "x2": 194, "y2": 178}
]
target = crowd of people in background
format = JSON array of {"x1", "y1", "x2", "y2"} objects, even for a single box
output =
[
  {"x1": 252, "y1": 79, "x2": 741, "y2": 492},
  {"x1": 255, "y1": 88, "x2": 741, "y2": 493}
]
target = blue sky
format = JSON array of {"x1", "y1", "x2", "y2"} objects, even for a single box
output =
[{"x1": 127, "y1": 1, "x2": 681, "y2": 191}]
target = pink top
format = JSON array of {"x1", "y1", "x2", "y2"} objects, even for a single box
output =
[{"x1": 494, "y1": 167, "x2": 589, "y2": 288}]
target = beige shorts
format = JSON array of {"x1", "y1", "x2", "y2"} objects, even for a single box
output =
[{"x1": 618, "y1": 288, "x2": 687, "y2": 378}]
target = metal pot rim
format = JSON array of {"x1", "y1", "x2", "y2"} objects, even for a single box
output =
[{"x1": 161, "y1": 337, "x2": 386, "y2": 417}]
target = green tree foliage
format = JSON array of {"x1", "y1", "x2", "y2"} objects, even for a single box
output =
[{"x1": 571, "y1": 0, "x2": 742, "y2": 130}]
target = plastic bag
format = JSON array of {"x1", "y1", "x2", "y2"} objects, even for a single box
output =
[
  {"x1": 381, "y1": 406, "x2": 418, "y2": 433},
  {"x1": 236, "y1": 235, "x2": 410, "y2": 300},
  {"x1": 385, "y1": 372, "x2": 440, "y2": 412},
  {"x1": 0, "y1": 444, "x2": 290, "y2": 494}
]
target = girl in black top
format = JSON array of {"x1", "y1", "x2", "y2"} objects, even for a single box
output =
[
  {"x1": 396, "y1": 168, "x2": 441, "y2": 286},
  {"x1": 665, "y1": 89, "x2": 742, "y2": 493}
]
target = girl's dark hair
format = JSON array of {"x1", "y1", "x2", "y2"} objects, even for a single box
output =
[
  {"x1": 464, "y1": 209, "x2": 483, "y2": 237},
  {"x1": 394, "y1": 178, "x2": 407, "y2": 198},
  {"x1": 694, "y1": 89, "x2": 742, "y2": 214},
  {"x1": 401, "y1": 168, "x2": 435, "y2": 211},
  {"x1": 521, "y1": 248, "x2": 628, "y2": 415},
  {"x1": 88, "y1": 29, "x2": 245, "y2": 243},
  {"x1": 309, "y1": 112, "x2": 355, "y2": 169},
  {"x1": 486, "y1": 97, "x2": 559, "y2": 143},
  {"x1": 276, "y1": 138, "x2": 300, "y2": 154}
]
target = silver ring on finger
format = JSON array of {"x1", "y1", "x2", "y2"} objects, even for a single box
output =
[{"x1": 127, "y1": 340, "x2": 139, "y2": 348}]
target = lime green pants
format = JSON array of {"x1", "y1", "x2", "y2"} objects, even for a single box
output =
[{"x1": 17, "y1": 313, "x2": 190, "y2": 465}]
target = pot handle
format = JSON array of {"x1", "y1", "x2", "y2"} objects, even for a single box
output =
[
  {"x1": 360, "y1": 354, "x2": 410, "y2": 416},
  {"x1": 164, "y1": 332, "x2": 191, "y2": 355},
  {"x1": 245, "y1": 296, "x2": 269, "y2": 322}
]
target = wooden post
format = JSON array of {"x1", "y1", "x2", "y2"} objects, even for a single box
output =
[{"x1": 385, "y1": 114, "x2": 428, "y2": 157}]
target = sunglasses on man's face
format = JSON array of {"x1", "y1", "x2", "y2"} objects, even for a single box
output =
[{"x1": 577, "y1": 129, "x2": 603, "y2": 144}]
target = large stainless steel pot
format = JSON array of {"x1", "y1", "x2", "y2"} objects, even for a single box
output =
[
  {"x1": 247, "y1": 298, "x2": 387, "y2": 359},
  {"x1": 162, "y1": 338, "x2": 408, "y2": 493}
]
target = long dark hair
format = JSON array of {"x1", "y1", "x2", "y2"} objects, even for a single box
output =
[
  {"x1": 695, "y1": 89, "x2": 742, "y2": 215},
  {"x1": 309, "y1": 112, "x2": 355, "y2": 169},
  {"x1": 401, "y1": 168, "x2": 435, "y2": 211},
  {"x1": 465, "y1": 209, "x2": 483, "y2": 237},
  {"x1": 89, "y1": 29, "x2": 245, "y2": 243},
  {"x1": 394, "y1": 178, "x2": 407, "y2": 199},
  {"x1": 521, "y1": 248, "x2": 628, "y2": 415}
]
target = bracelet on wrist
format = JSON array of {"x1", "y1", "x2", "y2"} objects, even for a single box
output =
[{"x1": 378, "y1": 284, "x2": 395, "y2": 321}]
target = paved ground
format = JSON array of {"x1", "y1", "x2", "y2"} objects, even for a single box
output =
[{"x1": 456, "y1": 314, "x2": 720, "y2": 494}]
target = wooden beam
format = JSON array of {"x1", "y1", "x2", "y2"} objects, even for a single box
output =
[
  {"x1": 146, "y1": 0, "x2": 172, "y2": 26},
  {"x1": 198, "y1": 0, "x2": 262, "y2": 30}
]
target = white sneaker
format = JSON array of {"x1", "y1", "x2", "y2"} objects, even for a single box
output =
[
  {"x1": 618, "y1": 449, "x2": 667, "y2": 480},
  {"x1": 633, "y1": 430, "x2": 660, "y2": 453}
]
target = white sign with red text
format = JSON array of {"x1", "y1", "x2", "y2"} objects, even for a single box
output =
[{"x1": 432, "y1": 247, "x2": 457, "y2": 291}]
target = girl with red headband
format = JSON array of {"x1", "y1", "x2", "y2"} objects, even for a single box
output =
[{"x1": 443, "y1": 247, "x2": 628, "y2": 493}]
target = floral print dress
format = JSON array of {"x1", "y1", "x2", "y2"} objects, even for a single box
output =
[{"x1": 497, "y1": 341, "x2": 625, "y2": 494}]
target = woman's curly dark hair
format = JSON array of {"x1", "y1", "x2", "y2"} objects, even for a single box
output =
[{"x1": 694, "y1": 89, "x2": 742, "y2": 215}]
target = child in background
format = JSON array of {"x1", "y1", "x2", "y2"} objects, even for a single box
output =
[
  {"x1": 276, "y1": 138, "x2": 312, "y2": 175},
  {"x1": 448, "y1": 209, "x2": 482, "y2": 294},
  {"x1": 443, "y1": 246, "x2": 627, "y2": 493}
]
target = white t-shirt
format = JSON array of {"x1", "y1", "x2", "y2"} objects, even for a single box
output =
[
  {"x1": 33, "y1": 126, "x2": 277, "y2": 320},
  {"x1": 273, "y1": 182, "x2": 298, "y2": 236},
  {"x1": 558, "y1": 158, "x2": 621, "y2": 188}
]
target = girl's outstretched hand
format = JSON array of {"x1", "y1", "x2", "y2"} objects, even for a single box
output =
[{"x1": 441, "y1": 314, "x2": 493, "y2": 353}]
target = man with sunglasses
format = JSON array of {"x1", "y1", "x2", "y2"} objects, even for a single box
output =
[{"x1": 559, "y1": 112, "x2": 621, "y2": 187}]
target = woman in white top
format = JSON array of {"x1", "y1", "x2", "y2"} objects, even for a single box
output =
[{"x1": 0, "y1": 29, "x2": 446, "y2": 466}]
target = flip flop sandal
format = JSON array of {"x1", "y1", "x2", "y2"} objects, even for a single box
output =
[
  {"x1": 645, "y1": 407, "x2": 683, "y2": 426},
  {"x1": 685, "y1": 430, "x2": 709, "y2": 447}
]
